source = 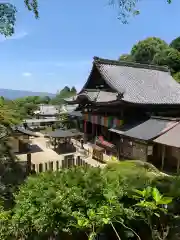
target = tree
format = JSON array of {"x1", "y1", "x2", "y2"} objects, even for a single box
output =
[
  {"x1": 170, "y1": 37, "x2": 180, "y2": 52},
  {"x1": 0, "y1": 98, "x2": 22, "y2": 126},
  {"x1": 153, "y1": 48, "x2": 180, "y2": 73},
  {"x1": 50, "y1": 86, "x2": 77, "y2": 105},
  {"x1": 119, "y1": 54, "x2": 134, "y2": 62},
  {"x1": 41, "y1": 95, "x2": 51, "y2": 104},
  {"x1": 0, "y1": 99, "x2": 25, "y2": 209},
  {"x1": 0, "y1": 1, "x2": 38, "y2": 36},
  {"x1": 71, "y1": 86, "x2": 77, "y2": 94},
  {"x1": 0, "y1": 1, "x2": 175, "y2": 37},
  {"x1": 131, "y1": 37, "x2": 168, "y2": 64},
  {"x1": 172, "y1": 72, "x2": 180, "y2": 83}
]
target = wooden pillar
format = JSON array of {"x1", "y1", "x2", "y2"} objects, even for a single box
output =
[
  {"x1": 177, "y1": 153, "x2": 180, "y2": 173},
  {"x1": 35, "y1": 164, "x2": 39, "y2": 173},
  {"x1": 92, "y1": 122, "x2": 94, "y2": 135},
  {"x1": 161, "y1": 145, "x2": 165, "y2": 170},
  {"x1": 84, "y1": 120, "x2": 87, "y2": 133},
  {"x1": 27, "y1": 153, "x2": 31, "y2": 174}
]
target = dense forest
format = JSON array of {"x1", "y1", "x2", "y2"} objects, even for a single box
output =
[{"x1": 119, "y1": 36, "x2": 180, "y2": 82}]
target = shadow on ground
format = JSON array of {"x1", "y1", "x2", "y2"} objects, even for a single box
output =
[{"x1": 16, "y1": 144, "x2": 44, "y2": 155}]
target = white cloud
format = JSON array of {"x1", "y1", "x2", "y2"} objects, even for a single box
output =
[
  {"x1": 0, "y1": 31, "x2": 28, "y2": 42},
  {"x1": 22, "y1": 72, "x2": 32, "y2": 77}
]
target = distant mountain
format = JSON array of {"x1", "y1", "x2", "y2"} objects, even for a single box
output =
[{"x1": 0, "y1": 88, "x2": 56, "y2": 99}]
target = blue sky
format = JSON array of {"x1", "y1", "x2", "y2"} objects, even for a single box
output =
[{"x1": 1, "y1": 0, "x2": 180, "y2": 93}]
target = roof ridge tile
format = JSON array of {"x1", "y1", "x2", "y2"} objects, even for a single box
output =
[{"x1": 93, "y1": 56, "x2": 170, "y2": 72}]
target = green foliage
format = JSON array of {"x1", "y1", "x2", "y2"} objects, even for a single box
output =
[
  {"x1": 50, "y1": 86, "x2": 77, "y2": 105},
  {"x1": 131, "y1": 37, "x2": 168, "y2": 64},
  {"x1": 118, "y1": 36, "x2": 180, "y2": 82},
  {"x1": 0, "y1": 3, "x2": 16, "y2": 37},
  {"x1": 153, "y1": 48, "x2": 180, "y2": 73},
  {"x1": 119, "y1": 54, "x2": 134, "y2": 62},
  {"x1": 109, "y1": 0, "x2": 172, "y2": 23},
  {"x1": 0, "y1": 98, "x2": 22, "y2": 126},
  {"x1": 0, "y1": 162, "x2": 175, "y2": 239},
  {"x1": 132, "y1": 186, "x2": 173, "y2": 240},
  {"x1": 0, "y1": 1, "x2": 38, "y2": 37},
  {"x1": 170, "y1": 36, "x2": 180, "y2": 52},
  {"x1": 172, "y1": 72, "x2": 180, "y2": 83},
  {"x1": 0, "y1": 99, "x2": 25, "y2": 210},
  {"x1": 12, "y1": 86, "x2": 76, "y2": 118},
  {"x1": 14, "y1": 96, "x2": 42, "y2": 118},
  {"x1": 24, "y1": 0, "x2": 39, "y2": 18},
  {"x1": 71, "y1": 86, "x2": 77, "y2": 94},
  {"x1": 109, "y1": 0, "x2": 140, "y2": 24}
]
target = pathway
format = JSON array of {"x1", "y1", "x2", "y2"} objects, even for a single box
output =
[{"x1": 16, "y1": 134, "x2": 104, "y2": 168}]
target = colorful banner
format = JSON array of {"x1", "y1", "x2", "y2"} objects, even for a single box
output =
[
  {"x1": 84, "y1": 113, "x2": 88, "y2": 121},
  {"x1": 108, "y1": 116, "x2": 113, "y2": 128},
  {"x1": 83, "y1": 114, "x2": 123, "y2": 128}
]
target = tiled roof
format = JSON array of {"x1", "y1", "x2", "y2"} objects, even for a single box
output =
[
  {"x1": 38, "y1": 105, "x2": 59, "y2": 115},
  {"x1": 85, "y1": 57, "x2": 180, "y2": 104},
  {"x1": 111, "y1": 118, "x2": 178, "y2": 141},
  {"x1": 14, "y1": 127, "x2": 38, "y2": 137},
  {"x1": 47, "y1": 129, "x2": 83, "y2": 138},
  {"x1": 153, "y1": 123, "x2": 180, "y2": 148},
  {"x1": 77, "y1": 90, "x2": 117, "y2": 102},
  {"x1": 62, "y1": 104, "x2": 79, "y2": 113}
]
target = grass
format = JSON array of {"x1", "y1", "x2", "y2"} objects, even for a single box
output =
[{"x1": 105, "y1": 160, "x2": 168, "y2": 180}]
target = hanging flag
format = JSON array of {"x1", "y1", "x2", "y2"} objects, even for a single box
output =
[
  {"x1": 104, "y1": 116, "x2": 108, "y2": 127},
  {"x1": 108, "y1": 116, "x2": 113, "y2": 128},
  {"x1": 101, "y1": 116, "x2": 104, "y2": 126}
]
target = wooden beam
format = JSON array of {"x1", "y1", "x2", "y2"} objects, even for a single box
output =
[{"x1": 161, "y1": 145, "x2": 165, "y2": 171}]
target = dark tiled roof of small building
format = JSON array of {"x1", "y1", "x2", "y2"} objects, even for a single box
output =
[
  {"x1": 84, "y1": 57, "x2": 180, "y2": 104},
  {"x1": 47, "y1": 129, "x2": 83, "y2": 138},
  {"x1": 111, "y1": 118, "x2": 178, "y2": 141},
  {"x1": 14, "y1": 127, "x2": 39, "y2": 137}
]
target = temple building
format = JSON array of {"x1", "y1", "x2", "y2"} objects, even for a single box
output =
[{"x1": 66, "y1": 57, "x2": 180, "y2": 171}]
